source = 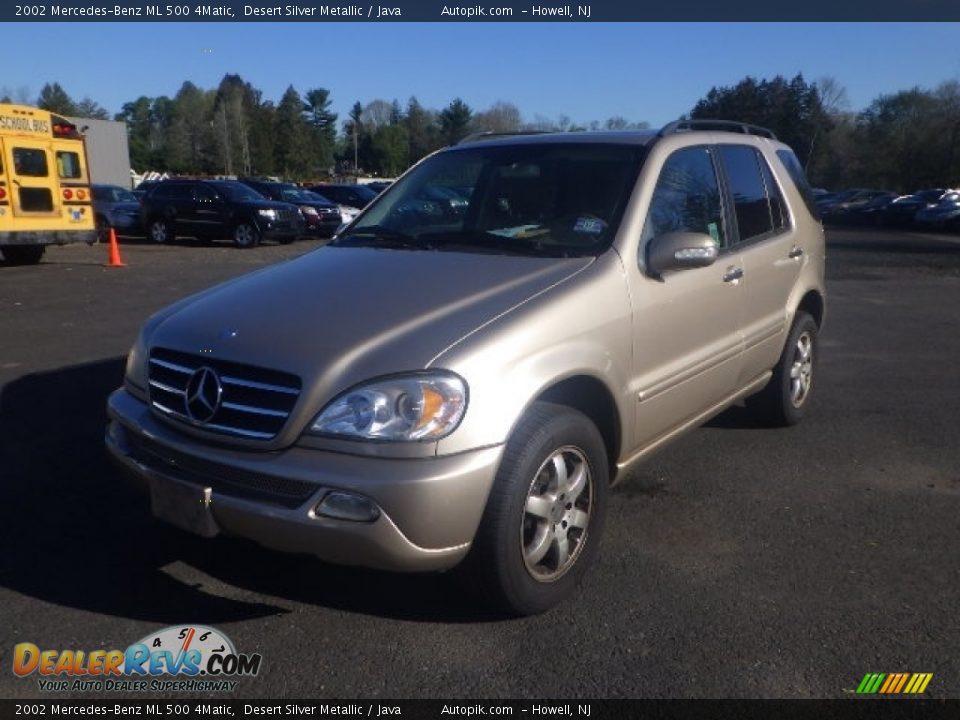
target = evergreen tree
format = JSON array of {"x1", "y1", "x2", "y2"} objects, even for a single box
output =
[{"x1": 37, "y1": 82, "x2": 76, "y2": 115}]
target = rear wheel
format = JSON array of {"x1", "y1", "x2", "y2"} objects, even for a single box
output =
[
  {"x1": 232, "y1": 222, "x2": 260, "y2": 249},
  {"x1": 747, "y1": 311, "x2": 818, "y2": 426},
  {"x1": 465, "y1": 402, "x2": 609, "y2": 616},
  {"x1": 149, "y1": 218, "x2": 172, "y2": 244},
  {"x1": 2, "y1": 246, "x2": 45, "y2": 265}
]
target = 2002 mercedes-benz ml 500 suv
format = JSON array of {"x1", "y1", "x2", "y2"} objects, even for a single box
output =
[{"x1": 107, "y1": 120, "x2": 826, "y2": 615}]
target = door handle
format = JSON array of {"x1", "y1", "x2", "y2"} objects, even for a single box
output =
[
  {"x1": 788, "y1": 246, "x2": 804, "y2": 259},
  {"x1": 723, "y1": 267, "x2": 744, "y2": 283}
]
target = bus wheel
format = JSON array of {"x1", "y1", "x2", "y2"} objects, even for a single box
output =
[
  {"x1": 2, "y1": 246, "x2": 45, "y2": 265},
  {"x1": 149, "y1": 219, "x2": 172, "y2": 244}
]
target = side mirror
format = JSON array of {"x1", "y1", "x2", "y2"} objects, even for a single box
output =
[{"x1": 647, "y1": 231, "x2": 719, "y2": 277}]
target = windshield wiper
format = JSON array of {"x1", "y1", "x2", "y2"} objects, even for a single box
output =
[
  {"x1": 420, "y1": 229, "x2": 576, "y2": 257},
  {"x1": 333, "y1": 226, "x2": 437, "y2": 251}
]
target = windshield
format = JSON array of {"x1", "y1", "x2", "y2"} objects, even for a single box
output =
[
  {"x1": 281, "y1": 186, "x2": 324, "y2": 203},
  {"x1": 337, "y1": 143, "x2": 644, "y2": 257},
  {"x1": 94, "y1": 186, "x2": 137, "y2": 203},
  {"x1": 212, "y1": 182, "x2": 266, "y2": 202}
]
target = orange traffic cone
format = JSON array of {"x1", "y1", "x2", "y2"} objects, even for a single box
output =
[{"x1": 106, "y1": 227, "x2": 125, "y2": 267}]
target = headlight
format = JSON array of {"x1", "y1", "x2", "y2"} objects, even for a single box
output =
[
  {"x1": 309, "y1": 373, "x2": 467, "y2": 442},
  {"x1": 257, "y1": 208, "x2": 278, "y2": 220},
  {"x1": 124, "y1": 329, "x2": 149, "y2": 397}
]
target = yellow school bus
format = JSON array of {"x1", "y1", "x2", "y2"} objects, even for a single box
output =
[{"x1": 0, "y1": 103, "x2": 96, "y2": 265}]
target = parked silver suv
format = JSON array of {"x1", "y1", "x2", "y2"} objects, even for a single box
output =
[{"x1": 107, "y1": 121, "x2": 825, "y2": 615}]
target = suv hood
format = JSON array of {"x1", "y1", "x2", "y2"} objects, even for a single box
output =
[{"x1": 149, "y1": 246, "x2": 592, "y2": 437}]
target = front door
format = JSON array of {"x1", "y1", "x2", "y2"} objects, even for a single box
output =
[{"x1": 628, "y1": 145, "x2": 745, "y2": 449}]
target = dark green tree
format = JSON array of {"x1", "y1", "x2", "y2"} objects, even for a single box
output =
[
  {"x1": 304, "y1": 88, "x2": 338, "y2": 174},
  {"x1": 37, "y1": 82, "x2": 77, "y2": 115},
  {"x1": 116, "y1": 96, "x2": 154, "y2": 169},
  {"x1": 690, "y1": 74, "x2": 828, "y2": 166},
  {"x1": 439, "y1": 98, "x2": 473, "y2": 145},
  {"x1": 274, "y1": 85, "x2": 311, "y2": 178},
  {"x1": 404, "y1": 97, "x2": 440, "y2": 163}
]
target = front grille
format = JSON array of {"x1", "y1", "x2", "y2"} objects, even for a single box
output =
[
  {"x1": 130, "y1": 434, "x2": 317, "y2": 509},
  {"x1": 148, "y1": 348, "x2": 301, "y2": 440}
]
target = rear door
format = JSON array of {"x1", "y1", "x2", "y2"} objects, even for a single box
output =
[
  {"x1": 4, "y1": 140, "x2": 58, "y2": 219},
  {"x1": 716, "y1": 144, "x2": 804, "y2": 383}
]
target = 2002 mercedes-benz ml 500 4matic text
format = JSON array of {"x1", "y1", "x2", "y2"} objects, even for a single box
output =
[{"x1": 107, "y1": 121, "x2": 826, "y2": 615}]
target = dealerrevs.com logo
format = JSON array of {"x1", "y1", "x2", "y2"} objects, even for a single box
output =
[{"x1": 13, "y1": 625, "x2": 262, "y2": 692}]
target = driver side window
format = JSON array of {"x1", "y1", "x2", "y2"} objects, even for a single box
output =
[{"x1": 640, "y1": 147, "x2": 726, "y2": 255}]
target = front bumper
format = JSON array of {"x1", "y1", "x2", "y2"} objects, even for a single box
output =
[
  {"x1": 105, "y1": 388, "x2": 503, "y2": 572},
  {"x1": 260, "y1": 218, "x2": 305, "y2": 242},
  {"x1": 110, "y1": 213, "x2": 143, "y2": 232}
]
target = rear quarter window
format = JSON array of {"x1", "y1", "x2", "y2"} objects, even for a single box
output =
[{"x1": 776, "y1": 149, "x2": 821, "y2": 221}]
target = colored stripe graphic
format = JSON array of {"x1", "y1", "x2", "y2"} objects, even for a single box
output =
[{"x1": 856, "y1": 672, "x2": 932, "y2": 694}]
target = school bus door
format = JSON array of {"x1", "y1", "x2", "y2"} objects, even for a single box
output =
[{"x1": 2, "y1": 139, "x2": 60, "y2": 219}]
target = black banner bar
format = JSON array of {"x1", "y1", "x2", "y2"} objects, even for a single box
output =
[
  {"x1": 2, "y1": 700, "x2": 959, "y2": 720},
  {"x1": 3, "y1": 0, "x2": 960, "y2": 22}
]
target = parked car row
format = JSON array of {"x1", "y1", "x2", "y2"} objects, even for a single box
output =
[
  {"x1": 816, "y1": 187, "x2": 960, "y2": 231},
  {"x1": 92, "y1": 178, "x2": 393, "y2": 248}
]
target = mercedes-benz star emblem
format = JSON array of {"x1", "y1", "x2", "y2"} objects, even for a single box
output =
[{"x1": 184, "y1": 367, "x2": 222, "y2": 424}]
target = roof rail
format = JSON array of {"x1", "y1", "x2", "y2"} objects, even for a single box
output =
[
  {"x1": 658, "y1": 119, "x2": 777, "y2": 140},
  {"x1": 457, "y1": 130, "x2": 549, "y2": 145}
]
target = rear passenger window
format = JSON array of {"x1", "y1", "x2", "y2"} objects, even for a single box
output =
[
  {"x1": 718, "y1": 145, "x2": 775, "y2": 242},
  {"x1": 759, "y1": 155, "x2": 788, "y2": 231},
  {"x1": 776, "y1": 149, "x2": 821, "y2": 221},
  {"x1": 641, "y1": 146, "x2": 726, "y2": 250}
]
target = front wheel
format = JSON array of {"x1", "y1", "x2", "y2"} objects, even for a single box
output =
[
  {"x1": 465, "y1": 402, "x2": 609, "y2": 616},
  {"x1": 95, "y1": 216, "x2": 109, "y2": 244},
  {"x1": 747, "y1": 311, "x2": 819, "y2": 426},
  {"x1": 149, "y1": 218, "x2": 172, "y2": 244},
  {"x1": 232, "y1": 222, "x2": 260, "y2": 249}
]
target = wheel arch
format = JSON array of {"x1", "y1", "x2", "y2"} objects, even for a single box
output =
[
  {"x1": 534, "y1": 375, "x2": 622, "y2": 483},
  {"x1": 795, "y1": 289, "x2": 825, "y2": 329}
]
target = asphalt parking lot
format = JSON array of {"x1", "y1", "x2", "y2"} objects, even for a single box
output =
[{"x1": 1, "y1": 229, "x2": 958, "y2": 699}]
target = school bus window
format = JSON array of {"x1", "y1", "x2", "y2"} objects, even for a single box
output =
[
  {"x1": 12, "y1": 148, "x2": 48, "y2": 177},
  {"x1": 56, "y1": 151, "x2": 82, "y2": 179}
]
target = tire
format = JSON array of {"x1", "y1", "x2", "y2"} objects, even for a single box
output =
[
  {"x1": 95, "y1": 215, "x2": 109, "y2": 244},
  {"x1": 232, "y1": 222, "x2": 260, "y2": 249},
  {"x1": 746, "y1": 311, "x2": 818, "y2": 427},
  {"x1": 465, "y1": 402, "x2": 609, "y2": 616},
  {"x1": 2, "y1": 245, "x2": 45, "y2": 265},
  {"x1": 148, "y1": 218, "x2": 173, "y2": 244}
]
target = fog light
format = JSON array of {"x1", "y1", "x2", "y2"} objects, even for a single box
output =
[{"x1": 315, "y1": 492, "x2": 380, "y2": 522}]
